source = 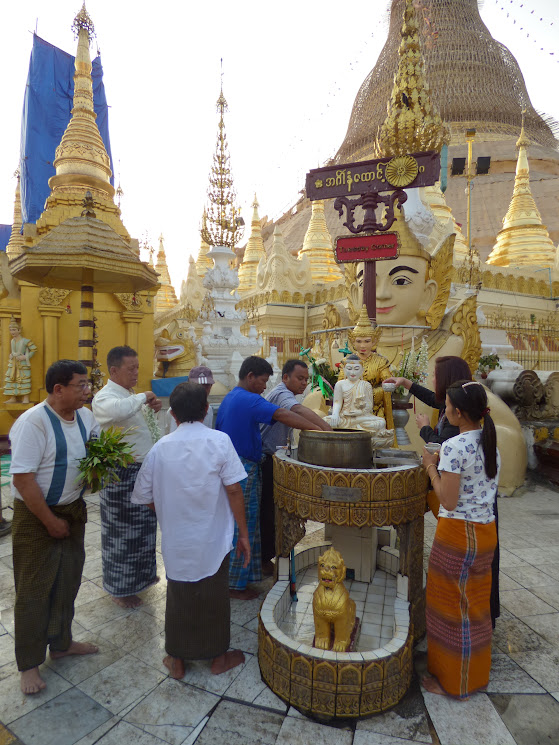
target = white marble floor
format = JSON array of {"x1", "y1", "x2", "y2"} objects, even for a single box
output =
[{"x1": 0, "y1": 478, "x2": 558, "y2": 745}]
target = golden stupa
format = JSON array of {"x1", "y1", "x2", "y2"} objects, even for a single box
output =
[
  {"x1": 299, "y1": 199, "x2": 343, "y2": 285},
  {"x1": 153, "y1": 234, "x2": 178, "y2": 314},
  {"x1": 487, "y1": 121, "x2": 556, "y2": 268},
  {"x1": 237, "y1": 195, "x2": 266, "y2": 295}
]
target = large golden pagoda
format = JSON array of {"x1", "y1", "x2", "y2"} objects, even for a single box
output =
[
  {"x1": 487, "y1": 123, "x2": 557, "y2": 268},
  {"x1": 237, "y1": 195, "x2": 266, "y2": 295}
]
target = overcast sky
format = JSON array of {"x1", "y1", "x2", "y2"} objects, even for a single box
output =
[{"x1": 1, "y1": 0, "x2": 558, "y2": 291}]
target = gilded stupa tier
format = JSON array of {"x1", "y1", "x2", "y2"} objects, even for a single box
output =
[
  {"x1": 487, "y1": 126, "x2": 557, "y2": 268},
  {"x1": 337, "y1": 0, "x2": 557, "y2": 163},
  {"x1": 196, "y1": 211, "x2": 213, "y2": 278},
  {"x1": 32, "y1": 4, "x2": 130, "y2": 246},
  {"x1": 154, "y1": 235, "x2": 178, "y2": 314},
  {"x1": 423, "y1": 183, "x2": 468, "y2": 262},
  {"x1": 299, "y1": 200, "x2": 343, "y2": 285},
  {"x1": 374, "y1": 0, "x2": 448, "y2": 158},
  {"x1": 6, "y1": 174, "x2": 24, "y2": 260},
  {"x1": 180, "y1": 255, "x2": 204, "y2": 311},
  {"x1": 238, "y1": 195, "x2": 266, "y2": 295}
]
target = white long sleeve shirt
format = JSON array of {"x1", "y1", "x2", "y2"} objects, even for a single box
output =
[
  {"x1": 92, "y1": 379, "x2": 153, "y2": 462},
  {"x1": 131, "y1": 421, "x2": 247, "y2": 582}
]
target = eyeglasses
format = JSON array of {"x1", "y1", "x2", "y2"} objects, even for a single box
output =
[{"x1": 68, "y1": 382, "x2": 92, "y2": 390}]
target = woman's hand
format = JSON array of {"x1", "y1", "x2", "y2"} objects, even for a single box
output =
[
  {"x1": 422, "y1": 447, "x2": 439, "y2": 468},
  {"x1": 383, "y1": 376, "x2": 411, "y2": 389},
  {"x1": 415, "y1": 413, "x2": 430, "y2": 429}
]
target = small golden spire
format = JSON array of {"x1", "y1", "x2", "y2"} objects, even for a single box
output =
[
  {"x1": 201, "y1": 83, "x2": 243, "y2": 250},
  {"x1": 349, "y1": 305, "x2": 382, "y2": 348},
  {"x1": 299, "y1": 200, "x2": 343, "y2": 285},
  {"x1": 374, "y1": 0, "x2": 448, "y2": 157},
  {"x1": 196, "y1": 210, "x2": 213, "y2": 278},
  {"x1": 6, "y1": 171, "x2": 25, "y2": 260},
  {"x1": 154, "y1": 234, "x2": 178, "y2": 313},
  {"x1": 238, "y1": 193, "x2": 266, "y2": 296},
  {"x1": 487, "y1": 112, "x2": 556, "y2": 268}
]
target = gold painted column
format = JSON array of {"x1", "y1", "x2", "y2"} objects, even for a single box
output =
[
  {"x1": 79, "y1": 270, "x2": 95, "y2": 372},
  {"x1": 38, "y1": 307, "x2": 65, "y2": 373},
  {"x1": 121, "y1": 312, "x2": 143, "y2": 351}
]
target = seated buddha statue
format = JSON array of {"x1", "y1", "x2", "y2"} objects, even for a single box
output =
[
  {"x1": 338, "y1": 306, "x2": 394, "y2": 429},
  {"x1": 326, "y1": 355, "x2": 394, "y2": 448}
]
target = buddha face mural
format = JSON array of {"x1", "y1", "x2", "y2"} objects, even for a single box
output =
[{"x1": 375, "y1": 254, "x2": 437, "y2": 327}]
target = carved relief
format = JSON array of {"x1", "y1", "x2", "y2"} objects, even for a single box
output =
[{"x1": 38, "y1": 288, "x2": 71, "y2": 307}]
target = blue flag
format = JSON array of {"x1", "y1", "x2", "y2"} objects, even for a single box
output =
[{"x1": 19, "y1": 34, "x2": 114, "y2": 227}]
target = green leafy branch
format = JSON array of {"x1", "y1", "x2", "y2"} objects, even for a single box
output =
[{"x1": 78, "y1": 427, "x2": 135, "y2": 493}]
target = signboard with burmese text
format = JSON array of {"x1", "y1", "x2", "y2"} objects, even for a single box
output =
[{"x1": 306, "y1": 150, "x2": 440, "y2": 201}]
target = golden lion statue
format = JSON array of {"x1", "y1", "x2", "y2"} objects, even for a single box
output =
[{"x1": 312, "y1": 547, "x2": 356, "y2": 652}]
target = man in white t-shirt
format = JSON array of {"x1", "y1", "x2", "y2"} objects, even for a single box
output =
[
  {"x1": 132, "y1": 381, "x2": 250, "y2": 679},
  {"x1": 10, "y1": 360, "x2": 100, "y2": 695}
]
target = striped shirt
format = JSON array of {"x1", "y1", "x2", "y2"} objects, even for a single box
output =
[{"x1": 10, "y1": 401, "x2": 99, "y2": 506}]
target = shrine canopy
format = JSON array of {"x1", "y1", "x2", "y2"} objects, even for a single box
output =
[{"x1": 19, "y1": 34, "x2": 114, "y2": 227}]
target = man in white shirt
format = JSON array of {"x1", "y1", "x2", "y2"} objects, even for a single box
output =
[
  {"x1": 132, "y1": 381, "x2": 250, "y2": 678},
  {"x1": 10, "y1": 360, "x2": 100, "y2": 695},
  {"x1": 92, "y1": 346, "x2": 162, "y2": 608}
]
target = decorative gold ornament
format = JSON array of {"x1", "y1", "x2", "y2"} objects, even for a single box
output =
[
  {"x1": 38, "y1": 288, "x2": 72, "y2": 307},
  {"x1": 348, "y1": 305, "x2": 382, "y2": 350},
  {"x1": 385, "y1": 156, "x2": 419, "y2": 188},
  {"x1": 200, "y1": 85, "x2": 244, "y2": 250},
  {"x1": 425, "y1": 233, "x2": 455, "y2": 330},
  {"x1": 313, "y1": 547, "x2": 356, "y2": 652}
]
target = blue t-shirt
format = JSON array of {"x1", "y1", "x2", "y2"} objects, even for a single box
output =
[{"x1": 216, "y1": 386, "x2": 279, "y2": 462}]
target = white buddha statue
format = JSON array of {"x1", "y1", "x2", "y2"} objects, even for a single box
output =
[{"x1": 326, "y1": 355, "x2": 394, "y2": 448}]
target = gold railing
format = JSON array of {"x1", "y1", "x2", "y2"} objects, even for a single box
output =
[
  {"x1": 258, "y1": 333, "x2": 305, "y2": 369},
  {"x1": 482, "y1": 311, "x2": 559, "y2": 371}
]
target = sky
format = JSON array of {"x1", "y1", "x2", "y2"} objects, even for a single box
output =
[{"x1": 1, "y1": 0, "x2": 558, "y2": 293}]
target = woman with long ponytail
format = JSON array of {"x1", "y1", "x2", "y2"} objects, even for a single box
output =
[{"x1": 421, "y1": 380, "x2": 500, "y2": 699}]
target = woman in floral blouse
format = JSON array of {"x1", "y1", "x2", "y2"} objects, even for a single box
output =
[{"x1": 421, "y1": 380, "x2": 500, "y2": 698}]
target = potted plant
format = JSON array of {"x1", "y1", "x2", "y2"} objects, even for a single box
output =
[
  {"x1": 477, "y1": 353, "x2": 501, "y2": 379},
  {"x1": 77, "y1": 427, "x2": 135, "y2": 494}
]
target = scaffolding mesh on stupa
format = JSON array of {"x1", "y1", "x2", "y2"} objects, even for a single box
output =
[{"x1": 335, "y1": 0, "x2": 558, "y2": 164}]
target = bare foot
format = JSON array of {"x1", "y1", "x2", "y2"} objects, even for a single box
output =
[
  {"x1": 50, "y1": 641, "x2": 99, "y2": 659},
  {"x1": 20, "y1": 667, "x2": 47, "y2": 695},
  {"x1": 211, "y1": 650, "x2": 245, "y2": 675},
  {"x1": 229, "y1": 588, "x2": 259, "y2": 601},
  {"x1": 163, "y1": 655, "x2": 185, "y2": 680},
  {"x1": 421, "y1": 675, "x2": 447, "y2": 696},
  {"x1": 111, "y1": 595, "x2": 143, "y2": 608}
]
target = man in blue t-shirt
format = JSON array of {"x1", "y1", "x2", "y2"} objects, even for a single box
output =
[{"x1": 216, "y1": 356, "x2": 314, "y2": 599}]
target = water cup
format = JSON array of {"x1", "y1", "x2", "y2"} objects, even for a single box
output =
[
  {"x1": 382, "y1": 382, "x2": 396, "y2": 393},
  {"x1": 424, "y1": 442, "x2": 441, "y2": 455}
]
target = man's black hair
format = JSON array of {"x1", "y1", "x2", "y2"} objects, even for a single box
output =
[
  {"x1": 45, "y1": 360, "x2": 88, "y2": 393},
  {"x1": 170, "y1": 381, "x2": 208, "y2": 423},
  {"x1": 107, "y1": 346, "x2": 138, "y2": 370},
  {"x1": 282, "y1": 359, "x2": 308, "y2": 377},
  {"x1": 238, "y1": 356, "x2": 273, "y2": 380}
]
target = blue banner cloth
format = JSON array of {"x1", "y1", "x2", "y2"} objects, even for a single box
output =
[
  {"x1": 20, "y1": 34, "x2": 114, "y2": 227},
  {"x1": 150, "y1": 377, "x2": 189, "y2": 397},
  {"x1": 0, "y1": 226, "x2": 11, "y2": 253}
]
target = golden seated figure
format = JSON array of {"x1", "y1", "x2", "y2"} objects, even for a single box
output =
[{"x1": 313, "y1": 547, "x2": 356, "y2": 653}]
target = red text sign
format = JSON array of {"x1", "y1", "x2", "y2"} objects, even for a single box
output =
[{"x1": 335, "y1": 233, "x2": 399, "y2": 263}]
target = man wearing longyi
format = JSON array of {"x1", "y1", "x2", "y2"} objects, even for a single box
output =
[
  {"x1": 10, "y1": 360, "x2": 100, "y2": 695},
  {"x1": 217, "y1": 356, "x2": 316, "y2": 600}
]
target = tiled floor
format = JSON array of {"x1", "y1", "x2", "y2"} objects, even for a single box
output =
[{"x1": 0, "y1": 478, "x2": 558, "y2": 745}]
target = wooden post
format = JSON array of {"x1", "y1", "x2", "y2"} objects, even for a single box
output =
[{"x1": 362, "y1": 261, "x2": 377, "y2": 322}]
